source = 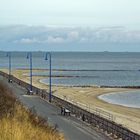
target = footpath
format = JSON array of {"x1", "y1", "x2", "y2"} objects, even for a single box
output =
[{"x1": 0, "y1": 76, "x2": 110, "y2": 140}]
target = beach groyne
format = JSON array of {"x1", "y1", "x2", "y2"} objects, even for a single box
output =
[
  {"x1": 100, "y1": 85, "x2": 140, "y2": 88},
  {"x1": 0, "y1": 71, "x2": 140, "y2": 140}
]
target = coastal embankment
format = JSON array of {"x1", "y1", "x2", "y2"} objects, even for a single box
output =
[{"x1": 1, "y1": 68, "x2": 140, "y2": 137}]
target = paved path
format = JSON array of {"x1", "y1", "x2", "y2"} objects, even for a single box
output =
[{"x1": 0, "y1": 76, "x2": 111, "y2": 140}]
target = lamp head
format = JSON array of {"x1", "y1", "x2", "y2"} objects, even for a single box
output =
[
  {"x1": 6, "y1": 52, "x2": 9, "y2": 57},
  {"x1": 6, "y1": 52, "x2": 10, "y2": 57},
  {"x1": 45, "y1": 53, "x2": 48, "y2": 60},
  {"x1": 26, "y1": 52, "x2": 30, "y2": 59}
]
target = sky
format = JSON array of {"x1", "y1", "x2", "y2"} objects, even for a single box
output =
[{"x1": 0, "y1": 0, "x2": 140, "y2": 51}]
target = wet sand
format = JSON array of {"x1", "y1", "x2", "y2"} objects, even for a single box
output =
[{"x1": 1, "y1": 68, "x2": 140, "y2": 134}]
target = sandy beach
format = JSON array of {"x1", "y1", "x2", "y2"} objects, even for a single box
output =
[{"x1": 1, "y1": 68, "x2": 140, "y2": 134}]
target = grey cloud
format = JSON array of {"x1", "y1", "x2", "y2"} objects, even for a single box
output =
[{"x1": 0, "y1": 25, "x2": 140, "y2": 45}]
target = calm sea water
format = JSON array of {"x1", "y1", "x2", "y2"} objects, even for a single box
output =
[
  {"x1": 1, "y1": 51, "x2": 140, "y2": 86},
  {"x1": 1, "y1": 51, "x2": 140, "y2": 108},
  {"x1": 98, "y1": 90, "x2": 140, "y2": 108}
]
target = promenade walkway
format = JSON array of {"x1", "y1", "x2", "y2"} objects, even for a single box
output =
[{"x1": 0, "y1": 76, "x2": 110, "y2": 140}]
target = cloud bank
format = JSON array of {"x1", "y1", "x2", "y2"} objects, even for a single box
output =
[{"x1": 0, "y1": 25, "x2": 140, "y2": 51}]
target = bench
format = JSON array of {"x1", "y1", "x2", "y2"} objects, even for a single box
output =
[
  {"x1": 61, "y1": 107, "x2": 71, "y2": 116},
  {"x1": 27, "y1": 89, "x2": 33, "y2": 95},
  {"x1": 8, "y1": 79, "x2": 12, "y2": 83}
]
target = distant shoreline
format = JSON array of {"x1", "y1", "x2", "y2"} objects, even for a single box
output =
[{"x1": 1, "y1": 51, "x2": 140, "y2": 53}]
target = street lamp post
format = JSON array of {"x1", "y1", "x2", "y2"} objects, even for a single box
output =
[
  {"x1": 27, "y1": 52, "x2": 33, "y2": 94},
  {"x1": 6, "y1": 52, "x2": 12, "y2": 83},
  {"x1": 45, "y1": 52, "x2": 52, "y2": 102}
]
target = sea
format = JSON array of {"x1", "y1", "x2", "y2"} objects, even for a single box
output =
[
  {"x1": 0, "y1": 51, "x2": 140, "y2": 108},
  {"x1": 1, "y1": 51, "x2": 140, "y2": 86},
  {"x1": 98, "y1": 90, "x2": 140, "y2": 109}
]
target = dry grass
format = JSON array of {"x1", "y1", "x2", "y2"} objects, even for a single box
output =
[{"x1": 0, "y1": 82, "x2": 64, "y2": 140}]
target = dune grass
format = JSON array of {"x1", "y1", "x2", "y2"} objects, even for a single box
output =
[{"x1": 0, "y1": 82, "x2": 64, "y2": 140}]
